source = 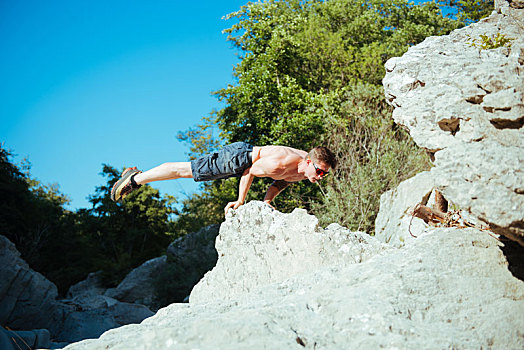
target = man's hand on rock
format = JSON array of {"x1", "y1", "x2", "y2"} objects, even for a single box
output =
[{"x1": 224, "y1": 200, "x2": 244, "y2": 215}]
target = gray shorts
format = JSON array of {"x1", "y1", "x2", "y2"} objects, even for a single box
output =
[{"x1": 191, "y1": 142, "x2": 254, "y2": 182}]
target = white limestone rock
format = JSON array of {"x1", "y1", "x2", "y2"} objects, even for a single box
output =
[
  {"x1": 189, "y1": 201, "x2": 387, "y2": 304},
  {"x1": 431, "y1": 140, "x2": 524, "y2": 230},
  {"x1": 62, "y1": 225, "x2": 524, "y2": 350},
  {"x1": 383, "y1": 1, "x2": 524, "y2": 244},
  {"x1": 374, "y1": 171, "x2": 436, "y2": 246}
]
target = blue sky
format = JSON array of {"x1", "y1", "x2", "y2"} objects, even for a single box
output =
[
  {"x1": 1, "y1": 0, "x2": 454, "y2": 211},
  {"x1": 1, "y1": 0, "x2": 247, "y2": 210}
]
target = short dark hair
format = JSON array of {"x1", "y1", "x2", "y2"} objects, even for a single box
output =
[{"x1": 308, "y1": 147, "x2": 337, "y2": 170}]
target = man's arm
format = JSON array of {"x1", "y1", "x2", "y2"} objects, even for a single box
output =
[
  {"x1": 263, "y1": 180, "x2": 292, "y2": 208},
  {"x1": 224, "y1": 168, "x2": 255, "y2": 214}
]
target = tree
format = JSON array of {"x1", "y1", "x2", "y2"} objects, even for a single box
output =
[
  {"x1": 0, "y1": 145, "x2": 70, "y2": 259},
  {"x1": 177, "y1": 0, "x2": 459, "y2": 232},
  {"x1": 0, "y1": 144, "x2": 91, "y2": 293}
]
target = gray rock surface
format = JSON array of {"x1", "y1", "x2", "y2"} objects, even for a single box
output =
[
  {"x1": 63, "y1": 208, "x2": 524, "y2": 350},
  {"x1": 0, "y1": 235, "x2": 62, "y2": 331},
  {"x1": 0, "y1": 328, "x2": 50, "y2": 350},
  {"x1": 67, "y1": 271, "x2": 105, "y2": 299},
  {"x1": 57, "y1": 296, "x2": 154, "y2": 343},
  {"x1": 57, "y1": 310, "x2": 120, "y2": 344},
  {"x1": 166, "y1": 224, "x2": 219, "y2": 262},
  {"x1": 56, "y1": 298, "x2": 153, "y2": 344},
  {"x1": 0, "y1": 223, "x2": 220, "y2": 344},
  {"x1": 190, "y1": 202, "x2": 386, "y2": 304},
  {"x1": 0, "y1": 234, "x2": 154, "y2": 344},
  {"x1": 105, "y1": 256, "x2": 167, "y2": 308},
  {"x1": 161, "y1": 224, "x2": 220, "y2": 303},
  {"x1": 382, "y1": 1, "x2": 524, "y2": 245}
]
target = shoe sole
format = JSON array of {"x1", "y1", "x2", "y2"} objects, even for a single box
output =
[{"x1": 111, "y1": 168, "x2": 141, "y2": 202}]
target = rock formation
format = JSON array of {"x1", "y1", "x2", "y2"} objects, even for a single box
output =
[
  {"x1": 382, "y1": 0, "x2": 524, "y2": 245},
  {"x1": 0, "y1": 224, "x2": 221, "y2": 346},
  {"x1": 375, "y1": 171, "x2": 437, "y2": 246},
  {"x1": 105, "y1": 256, "x2": 167, "y2": 308},
  {"x1": 0, "y1": 328, "x2": 50, "y2": 350},
  {"x1": 63, "y1": 202, "x2": 524, "y2": 350},
  {"x1": 190, "y1": 204, "x2": 385, "y2": 303},
  {"x1": 67, "y1": 271, "x2": 106, "y2": 299},
  {"x1": 0, "y1": 235, "x2": 154, "y2": 346},
  {"x1": 0, "y1": 235, "x2": 65, "y2": 334},
  {"x1": 164, "y1": 223, "x2": 220, "y2": 303}
]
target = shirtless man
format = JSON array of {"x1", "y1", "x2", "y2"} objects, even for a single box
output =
[{"x1": 111, "y1": 142, "x2": 337, "y2": 214}]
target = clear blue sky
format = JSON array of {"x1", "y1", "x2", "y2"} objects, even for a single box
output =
[
  {"x1": 1, "y1": 0, "x2": 247, "y2": 210},
  {"x1": 1, "y1": 0, "x2": 454, "y2": 211}
]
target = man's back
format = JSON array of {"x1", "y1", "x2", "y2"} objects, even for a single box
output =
[{"x1": 251, "y1": 145, "x2": 307, "y2": 181}]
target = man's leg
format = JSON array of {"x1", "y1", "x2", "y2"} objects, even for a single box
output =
[
  {"x1": 111, "y1": 162, "x2": 193, "y2": 202},
  {"x1": 134, "y1": 162, "x2": 193, "y2": 185}
]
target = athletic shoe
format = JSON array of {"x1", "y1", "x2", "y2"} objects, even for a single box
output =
[{"x1": 111, "y1": 167, "x2": 142, "y2": 202}]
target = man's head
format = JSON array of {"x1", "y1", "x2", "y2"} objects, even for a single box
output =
[{"x1": 305, "y1": 146, "x2": 337, "y2": 182}]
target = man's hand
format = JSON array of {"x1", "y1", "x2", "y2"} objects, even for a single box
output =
[{"x1": 224, "y1": 200, "x2": 244, "y2": 215}]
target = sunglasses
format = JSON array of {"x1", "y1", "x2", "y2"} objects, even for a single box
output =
[{"x1": 308, "y1": 157, "x2": 329, "y2": 178}]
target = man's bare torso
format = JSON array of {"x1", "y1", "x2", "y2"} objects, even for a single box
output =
[{"x1": 250, "y1": 145, "x2": 307, "y2": 182}]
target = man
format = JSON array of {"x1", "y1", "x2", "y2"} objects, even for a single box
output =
[{"x1": 111, "y1": 142, "x2": 337, "y2": 214}]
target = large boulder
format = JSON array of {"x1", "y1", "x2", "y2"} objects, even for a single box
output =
[
  {"x1": 62, "y1": 206, "x2": 524, "y2": 350},
  {"x1": 382, "y1": 0, "x2": 524, "y2": 245},
  {"x1": 67, "y1": 271, "x2": 105, "y2": 299},
  {"x1": 104, "y1": 256, "x2": 167, "y2": 308},
  {"x1": 92, "y1": 225, "x2": 219, "y2": 309},
  {"x1": 166, "y1": 224, "x2": 219, "y2": 262},
  {"x1": 155, "y1": 224, "x2": 220, "y2": 303},
  {"x1": 56, "y1": 310, "x2": 119, "y2": 344},
  {"x1": 190, "y1": 201, "x2": 386, "y2": 303},
  {"x1": 57, "y1": 295, "x2": 154, "y2": 343},
  {"x1": 0, "y1": 235, "x2": 62, "y2": 331}
]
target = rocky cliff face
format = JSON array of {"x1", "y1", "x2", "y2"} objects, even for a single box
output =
[
  {"x1": 64, "y1": 201, "x2": 524, "y2": 350},
  {"x1": 382, "y1": 0, "x2": 524, "y2": 245}
]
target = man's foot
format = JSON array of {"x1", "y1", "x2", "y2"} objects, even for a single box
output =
[{"x1": 111, "y1": 167, "x2": 142, "y2": 202}]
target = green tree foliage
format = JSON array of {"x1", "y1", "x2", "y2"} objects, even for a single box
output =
[
  {"x1": 0, "y1": 146, "x2": 67, "y2": 255},
  {"x1": 177, "y1": 0, "x2": 460, "y2": 233},
  {"x1": 215, "y1": 0, "x2": 457, "y2": 138},
  {"x1": 310, "y1": 83, "x2": 430, "y2": 231},
  {"x1": 1, "y1": 145, "x2": 178, "y2": 293},
  {"x1": 0, "y1": 144, "x2": 92, "y2": 293}
]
